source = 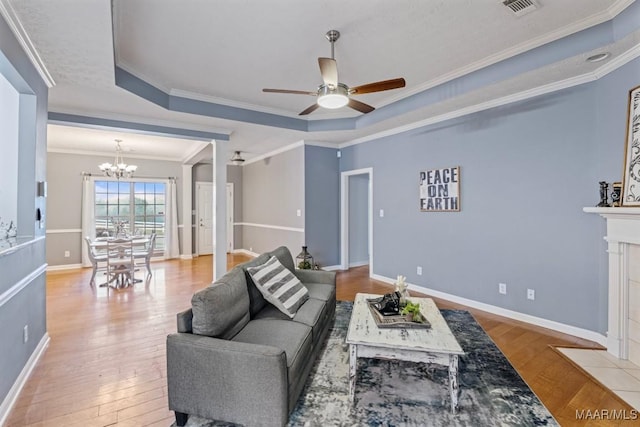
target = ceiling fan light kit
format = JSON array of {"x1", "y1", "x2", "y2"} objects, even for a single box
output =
[
  {"x1": 230, "y1": 151, "x2": 245, "y2": 165},
  {"x1": 263, "y1": 29, "x2": 406, "y2": 115},
  {"x1": 317, "y1": 83, "x2": 349, "y2": 109}
]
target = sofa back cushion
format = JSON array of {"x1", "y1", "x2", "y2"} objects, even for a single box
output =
[
  {"x1": 246, "y1": 256, "x2": 309, "y2": 318},
  {"x1": 269, "y1": 246, "x2": 296, "y2": 272},
  {"x1": 239, "y1": 253, "x2": 270, "y2": 317},
  {"x1": 191, "y1": 267, "x2": 250, "y2": 339}
]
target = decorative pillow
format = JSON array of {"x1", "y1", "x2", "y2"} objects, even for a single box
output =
[{"x1": 246, "y1": 256, "x2": 309, "y2": 318}]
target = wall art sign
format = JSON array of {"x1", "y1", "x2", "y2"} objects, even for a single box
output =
[
  {"x1": 419, "y1": 166, "x2": 460, "y2": 212},
  {"x1": 622, "y1": 84, "x2": 640, "y2": 206}
]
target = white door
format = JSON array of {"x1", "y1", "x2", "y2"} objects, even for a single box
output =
[
  {"x1": 227, "y1": 183, "x2": 234, "y2": 252},
  {"x1": 197, "y1": 182, "x2": 214, "y2": 255}
]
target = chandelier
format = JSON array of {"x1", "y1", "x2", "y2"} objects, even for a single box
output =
[{"x1": 98, "y1": 139, "x2": 137, "y2": 179}]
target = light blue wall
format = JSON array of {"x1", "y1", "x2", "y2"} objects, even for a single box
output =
[
  {"x1": 0, "y1": 13, "x2": 48, "y2": 409},
  {"x1": 348, "y1": 174, "x2": 369, "y2": 266},
  {"x1": 304, "y1": 145, "x2": 340, "y2": 267},
  {"x1": 340, "y1": 57, "x2": 640, "y2": 334}
]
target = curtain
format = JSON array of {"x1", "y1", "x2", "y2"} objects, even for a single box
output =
[
  {"x1": 80, "y1": 175, "x2": 96, "y2": 267},
  {"x1": 164, "y1": 178, "x2": 180, "y2": 259}
]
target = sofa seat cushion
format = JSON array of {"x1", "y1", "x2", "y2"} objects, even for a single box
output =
[
  {"x1": 303, "y1": 282, "x2": 336, "y2": 302},
  {"x1": 246, "y1": 256, "x2": 309, "y2": 318},
  {"x1": 232, "y1": 319, "x2": 312, "y2": 387},
  {"x1": 191, "y1": 268, "x2": 250, "y2": 339},
  {"x1": 254, "y1": 298, "x2": 327, "y2": 343}
]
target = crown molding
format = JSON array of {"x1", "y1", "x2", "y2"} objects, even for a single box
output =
[
  {"x1": 170, "y1": 88, "x2": 303, "y2": 119},
  {"x1": 608, "y1": 0, "x2": 637, "y2": 17},
  {"x1": 48, "y1": 108, "x2": 231, "y2": 140},
  {"x1": 0, "y1": 0, "x2": 55, "y2": 88},
  {"x1": 593, "y1": 42, "x2": 640, "y2": 79},
  {"x1": 378, "y1": 0, "x2": 637, "y2": 109},
  {"x1": 243, "y1": 140, "x2": 305, "y2": 166},
  {"x1": 340, "y1": 38, "x2": 640, "y2": 150},
  {"x1": 116, "y1": 61, "x2": 172, "y2": 94},
  {"x1": 46, "y1": 147, "x2": 198, "y2": 163},
  {"x1": 340, "y1": 73, "x2": 596, "y2": 149},
  {"x1": 304, "y1": 140, "x2": 340, "y2": 149}
]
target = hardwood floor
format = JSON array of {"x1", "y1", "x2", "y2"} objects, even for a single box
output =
[{"x1": 4, "y1": 257, "x2": 635, "y2": 426}]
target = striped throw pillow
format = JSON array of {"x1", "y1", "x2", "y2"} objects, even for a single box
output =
[{"x1": 246, "y1": 256, "x2": 309, "y2": 318}]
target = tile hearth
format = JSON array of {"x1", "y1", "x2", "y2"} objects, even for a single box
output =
[{"x1": 558, "y1": 348, "x2": 640, "y2": 410}]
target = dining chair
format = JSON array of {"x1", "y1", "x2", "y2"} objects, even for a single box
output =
[
  {"x1": 85, "y1": 236, "x2": 108, "y2": 286},
  {"x1": 105, "y1": 238, "x2": 136, "y2": 288},
  {"x1": 133, "y1": 232, "x2": 156, "y2": 278}
]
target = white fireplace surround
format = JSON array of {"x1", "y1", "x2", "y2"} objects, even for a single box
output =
[{"x1": 585, "y1": 207, "x2": 640, "y2": 363}]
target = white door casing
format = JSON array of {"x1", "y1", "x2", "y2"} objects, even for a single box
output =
[
  {"x1": 227, "y1": 183, "x2": 234, "y2": 252},
  {"x1": 340, "y1": 168, "x2": 373, "y2": 274}
]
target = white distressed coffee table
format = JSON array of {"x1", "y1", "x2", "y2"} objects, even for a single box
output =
[{"x1": 346, "y1": 293, "x2": 465, "y2": 414}]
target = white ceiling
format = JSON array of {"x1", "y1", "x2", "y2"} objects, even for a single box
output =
[{"x1": 3, "y1": 0, "x2": 639, "y2": 162}]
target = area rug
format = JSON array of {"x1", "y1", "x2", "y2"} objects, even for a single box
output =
[{"x1": 173, "y1": 301, "x2": 558, "y2": 426}]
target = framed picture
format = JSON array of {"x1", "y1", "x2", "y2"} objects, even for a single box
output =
[
  {"x1": 622, "y1": 84, "x2": 640, "y2": 206},
  {"x1": 419, "y1": 166, "x2": 460, "y2": 212}
]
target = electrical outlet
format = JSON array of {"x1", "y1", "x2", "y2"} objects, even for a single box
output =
[
  {"x1": 379, "y1": 209, "x2": 384, "y2": 218},
  {"x1": 499, "y1": 283, "x2": 507, "y2": 294},
  {"x1": 527, "y1": 289, "x2": 535, "y2": 300},
  {"x1": 417, "y1": 266, "x2": 422, "y2": 275},
  {"x1": 296, "y1": 209, "x2": 301, "y2": 217},
  {"x1": 23, "y1": 325, "x2": 28, "y2": 343},
  {"x1": 64, "y1": 250, "x2": 70, "y2": 258}
]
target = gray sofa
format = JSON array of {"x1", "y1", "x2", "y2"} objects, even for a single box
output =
[{"x1": 166, "y1": 246, "x2": 337, "y2": 427}]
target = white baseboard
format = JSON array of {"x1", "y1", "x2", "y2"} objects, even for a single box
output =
[
  {"x1": 0, "y1": 333, "x2": 50, "y2": 426},
  {"x1": 322, "y1": 265, "x2": 342, "y2": 271},
  {"x1": 349, "y1": 261, "x2": 369, "y2": 268},
  {"x1": 47, "y1": 263, "x2": 83, "y2": 272},
  {"x1": 232, "y1": 249, "x2": 259, "y2": 257},
  {"x1": 370, "y1": 273, "x2": 607, "y2": 346},
  {"x1": 180, "y1": 254, "x2": 193, "y2": 260}
]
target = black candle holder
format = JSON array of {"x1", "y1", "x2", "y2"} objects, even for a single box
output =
[
  {"x1": 611, "y1": 182, "x2": 622, "y2": 207},
  {"x1": 597, "y1": 181, "x2": 610, "y2": 207}
]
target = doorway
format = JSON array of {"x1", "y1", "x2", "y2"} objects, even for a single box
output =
[
  {"x1": 195, "y1": 182, "x2": 234, "y2": 256},
  {"x1": 340, "y1": 168, "x2": 373, "y2": 274}
]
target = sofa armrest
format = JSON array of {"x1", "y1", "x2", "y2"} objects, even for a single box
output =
[
  {"x1": 167, "y1": 333, "x2": 288, "y2": 426},
  {"x1": 294, "y1": 269, "x2": 336, "y2": 287}
]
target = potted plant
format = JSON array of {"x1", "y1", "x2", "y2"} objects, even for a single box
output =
[{"x1": 401, "y1": 301, "x2": 424, "y2": 323}]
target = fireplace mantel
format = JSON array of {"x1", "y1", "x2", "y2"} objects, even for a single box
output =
[
  {"x1": 584, "y1": 207, "x2": 640, "y2": 246},
  {"x1": 585, "y1": 206, "x2": 640, "y2": 362}
]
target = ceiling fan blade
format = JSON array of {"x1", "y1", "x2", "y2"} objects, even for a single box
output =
[
  {"x1": 299, "y1": 104, "x2": 320, "y2": 116},
  {"x1": 350, "y1": 78, "x2": 406, "y2": 95},
  {"x1": 318, "y1": 57, "x2": 338, "y2": 87},
  {"x1": 348, "y1": 98, "x2": 375, "y2": 114},
  {"x1": 263, "y1": 88, "x2": 317, "y2": 95}
]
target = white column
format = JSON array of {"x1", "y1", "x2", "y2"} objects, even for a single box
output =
[
  {"x1": 212, "y1": 141, "x2": 228, "y2": 280},
  {"x1": 607, "y1": 239, "x2": 627, "y2": 358},
  {"x1": 181, "y1": 164, "x2": 193, "y2": 259}
]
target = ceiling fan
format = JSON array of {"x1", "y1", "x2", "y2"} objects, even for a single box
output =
[{"x1": 263, "y1": 30, "x2": 406, "y2": 116}]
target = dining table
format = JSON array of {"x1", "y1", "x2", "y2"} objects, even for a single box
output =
[{"x1": 91, "y1": 236, "x2": 150, "y2": 288}]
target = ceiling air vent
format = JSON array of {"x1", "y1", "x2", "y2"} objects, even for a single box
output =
[{"x1": 503, "y1": 0, "x2": 540, "y2": 17}]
